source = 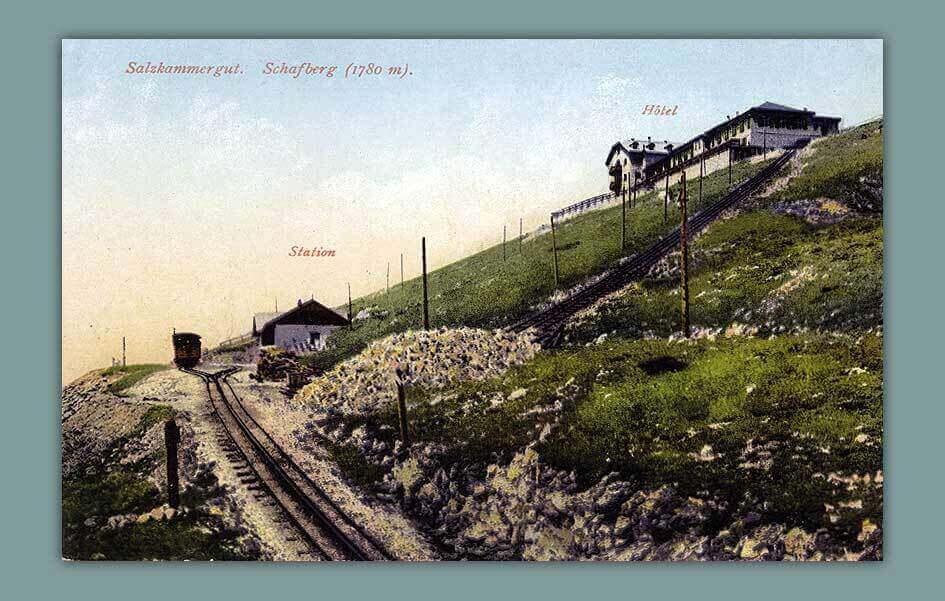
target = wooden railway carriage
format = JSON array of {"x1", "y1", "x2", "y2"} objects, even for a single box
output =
[{"x1": 172, "y1": 332, "x2": 201, "y2": 368}]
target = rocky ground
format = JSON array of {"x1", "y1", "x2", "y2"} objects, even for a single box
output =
[
  {"x1": 302, "y1": 367, "x2": 882, "y2": 561},
  {"x1": 62, "y1": 364, "x2": 434, "y2": 561},
  {"x1": 62, "y1": 368, "x2": 267, "y2": 560},
  {"x1": 227, "y1": 372, "x2": 437, "y2": 560}
]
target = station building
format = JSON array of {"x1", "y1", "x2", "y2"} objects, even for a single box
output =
[{"x1": 252, "y1": 298, "x2": 349, "y2": 354}]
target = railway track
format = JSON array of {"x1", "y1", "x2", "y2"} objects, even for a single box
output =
[
  {"x1": 511, "y1": 148, "x2": 799, "y2": 346},
  {"x1": 181, "y1": 366, "x2": 391, "y2": 561}
]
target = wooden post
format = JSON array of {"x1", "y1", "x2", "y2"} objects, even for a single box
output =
[
  {"x1": 699, "y1": 151, "x2": 705, "y2": 207},
  {"x1": 621, "y1": 191, "x2": 626, "y2": 251},
  {"x1": 502, "y1": 225, "x2": 507, "y2": 261},
  {"x1": 386, "y1": 262, "x2": 390, "y2": 307},
  {"x1": 395, "y1": 372, "x2": 410, "y2": 448},
  {"x1": 421, "y1": 237, "x2": 429, "y2": 330},
  {"x1": 679, "y1": 171, "x2": 691, "y2": 338},
  {"x1": 550, "y1": 215, "x2": 560, "y2": 288},
  {"x1": 400, "y1": 253, "x2": 405, "y2": 293},
  {"x1": 347, "y1": 283, "x2": 353, "y2": 326},
  {"x1": 122, "y1": 336, "x2": 126, "y2": 367},
  {"x1": 164, "y1": 419, "x2": 180, "y2": 508},
  {"x1": 519, "y1": 218, "x2": 523, "y2": 254},
  {"x1": 664, "y1": 174, "x2": 669, "y2": 222}
]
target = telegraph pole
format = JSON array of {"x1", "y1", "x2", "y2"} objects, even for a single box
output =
[
  {"x1": 122, "y1": 336, "x2": 126, "y2": 367},
  {"x1": 400, "y1": 253, "x2": 404, "y2": 294},
  {"x1": 502, "y1": 224, "x2": 507, "y2": 261},
  {"x1": 421, "y1": 237, "x2": 429, "y2": 330},
  {"x1": 519, "y1": 218, "x2": 523, "y2": 254},
  {"x1": 679, "y1": 171, "x2": 691, "y2": 338},
  {"x1": 699, "y1": 150, "x2": 705, "y2": 207},
  {"x1": 347, "y1": 282, "x2": 353, "y2": 325},
  {"x1": 664, "y1": 173, "x2": 669, "y2": 222},
  {"x1": 550, "y1": 215, "x2": 560, "y2": 288},
  {"x1": 621, "y1": 190, "x2": 627, "y2": 251}
]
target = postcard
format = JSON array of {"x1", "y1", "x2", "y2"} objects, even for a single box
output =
[{"x1": 61, "y1": 39, "x2": 883, "y2": 561}]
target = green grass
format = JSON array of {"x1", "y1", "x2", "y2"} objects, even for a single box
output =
[
  {"x1": 62, "y1": 469, "x2": 253, "y2": 561},
  {"x1": 770, "y1": 119, "x2": 883, "y2": 205},
  {"x1": 568, "y1": 211, "x2": 883, "y2": 341},
  {"x1": 322, "y1": 440, "x2": 386, "y2": 489},
  {"x1": 306, "y1": 159, "x2": 775, "y2": 373},
  {"x1": 351, "y1": 333, "x2": 882, "y2": 542},
  {"x1": 103, "y1": 364, "x2": 168, "y2": 395},
  {"x1": 62, "y1": 403, "x2": 257, "y2": 561}
]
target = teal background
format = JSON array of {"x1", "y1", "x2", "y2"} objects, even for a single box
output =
[{"x1": 2, "y1": 0, "x2": 939, "y2": 598}]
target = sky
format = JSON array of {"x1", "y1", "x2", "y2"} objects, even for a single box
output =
[{"x1": 61, "y1": 39, "x2": 883, "y2": 382}]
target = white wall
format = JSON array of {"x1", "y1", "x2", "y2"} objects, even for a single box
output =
[{"x1": 273, "y1": 324, "x2": 341, "y2": 352}]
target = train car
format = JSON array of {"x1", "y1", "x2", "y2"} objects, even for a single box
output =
[{"x1": 172, "y1": 332, "x2": 201, "y2": 368}]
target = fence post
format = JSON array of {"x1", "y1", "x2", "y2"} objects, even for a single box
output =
[
  {"x1": 421, "y1": 237, "x2": 429, "y2": 330},
  {"x1": 679, "y1": 171, "x2": 691, "y2": 338},
  {"x1": 550, "y1": 215, "x2": 560, "y2": 288},
  {"x1": 164, "y1": 418, "x2": 180, "y2": 508},
  {"x1": 503, "y1": 224, "x2": 507, "y2": 261},
  {"x1": 347, "y1": 283, "x2": 353, "y2": 326},
  {"x1": 519, "y1": 218, "x2": 523, "y2": 254},
  {"x1": 122, "y1": 336, "x2": 126, "y2": 367},
  {"x1": 395, "y1": 371, "x2": 410, "y2": 448},
  {"x1": 400, "y1": 253, "x2": 405, "y2": 294}
]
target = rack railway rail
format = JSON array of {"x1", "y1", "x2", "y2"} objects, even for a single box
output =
[
  {"x1": 181, "y1": 366, "x2": 391, "y2": 561},
  {"x1": 512, "y1": 147, "x2": 799, "y2": 346}
]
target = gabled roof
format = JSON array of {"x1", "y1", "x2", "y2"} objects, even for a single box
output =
[
  {"x1": 753, "y1": 101, "x2": 812, "y2": 114},
  {"x1": 606, "y1": 139, "x2": 674, "y2": 165},
  {"x1": 252, "y1": 312, "x2": 280, "y2": 334},
  {"x1": 255, "y1": 298, "x2": 349, "y2": 339}
]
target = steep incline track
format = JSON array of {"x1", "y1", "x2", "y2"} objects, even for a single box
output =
[
  {"x1": 182, "y1": 366, "x2": 391, "y2": 561},
  {"x1": 512, "y1": 148, "x2": 798, "y2": 345}
]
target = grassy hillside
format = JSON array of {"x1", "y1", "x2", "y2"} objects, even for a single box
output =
[
  {"x1": 307, "y1": 158, "x2": 775, "y2": 372},
  {"x1": 322, "y1": 120, "x2": 884, "y2": 552},
  {"x1": 771, "y1": 119, "x2": 883, "y2": 209},
  {"x1": 101, "y1": 364, "x2": 169, "y2": 395},
  {"x1": 354, "y1": 332, "x2": 881, "y2": 540},
  {"x1": 569, "y1": 211, "x2": 882, "y2": 341}
]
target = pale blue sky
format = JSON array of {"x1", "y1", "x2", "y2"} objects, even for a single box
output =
[{"x1": 61, "y1": 39, "x2": 882, "y2": 380}]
